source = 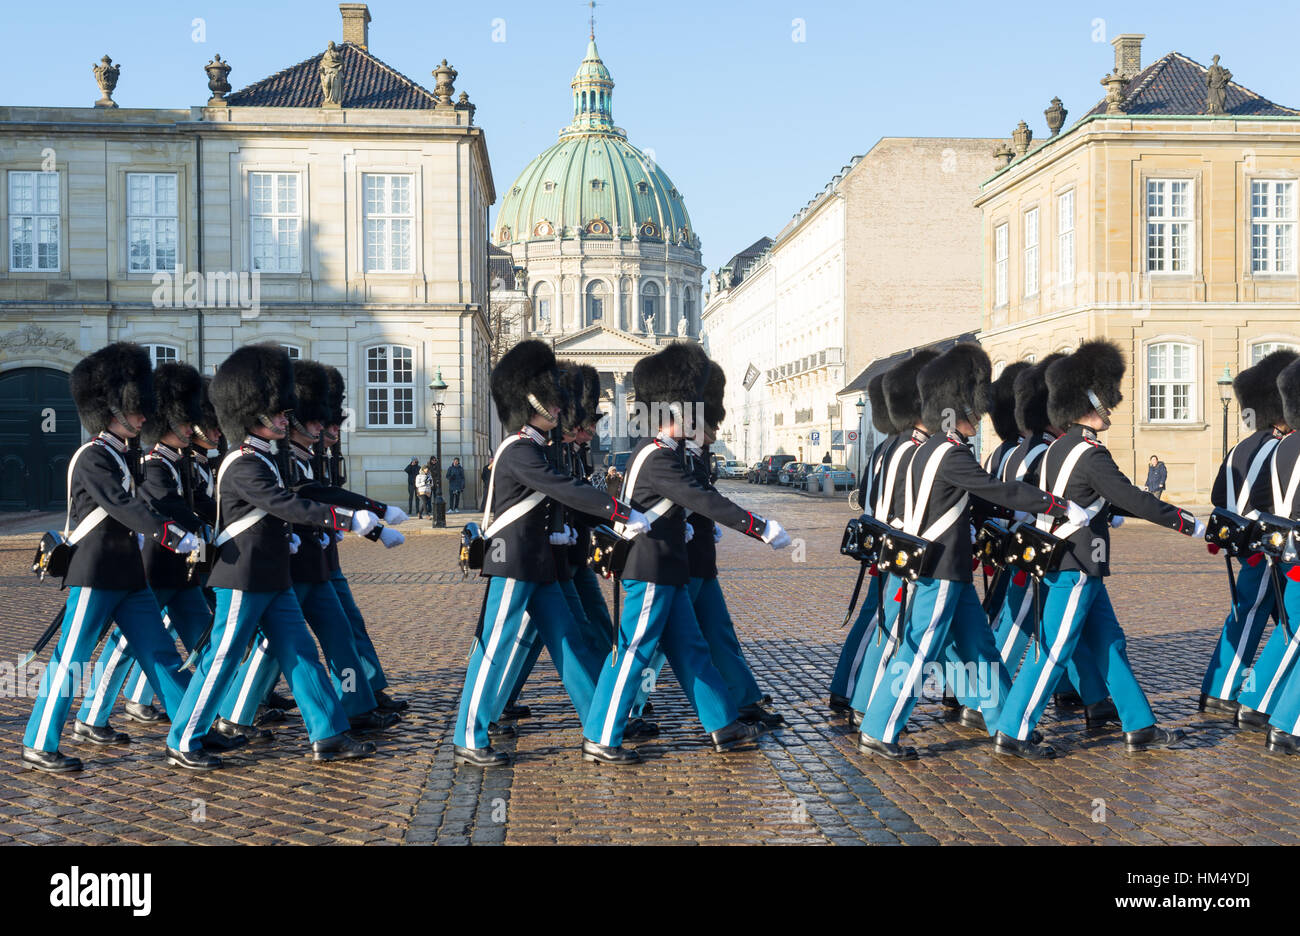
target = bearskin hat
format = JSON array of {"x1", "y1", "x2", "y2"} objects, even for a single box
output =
[
  {"x1": 323, "y1": 365, "x2": 346, "y2": 427},
  {"x1": 918, "y1": 343, "x2": 992, "y2": 433},
  {"x1": 882, "y1": 349, "x2": 939, "y2": 431},
  {"x1": 1046, "y1": 339, "x2": 1126, "y2": 430},
  {"x1": 291, "y1": 359, "x2": 331, "y2": 427},
  {"x1": 141, "y1": 362, "x2": 203, "y2": 447},
  {"x1": 492, "y1": 340, "x2": 560, "y2": 432},
  {"x1": 1236, "y1": 349, "x2": 1298, "y2": 431},
  {"x1": 1278, "y1": 358, "x2": 1300, "y2": 431},
  {"x1": 198, "y1": 376, "x2": 220, "y2": 435},
  {"x1": 69, "y1": 342, "x2": 156, "y2": 435},
  {"x1": 990, "y1": 361, "x2": 1031, "y2": 442},
  {"x1": 703, "y1": 360, "x2": 726, "y2": 428},
  {"x1": 578, "y1": 365, "x2": 604, "y2": 426},
  {"x1": 1013, "y1": 353, "x2": 1065, "y2": 436},
  {"x1": 865, "y1": 374, "x2": 894, "y2": 436},
  {"x1": 557, "y1": 365, "x2": 590, "y2": 432},
  {"x1": 632, "y1": 341, "x2": 711, "y2": 410},
  {"x1": 210, "y1": 343, "x2": 296, "y2": 442}
]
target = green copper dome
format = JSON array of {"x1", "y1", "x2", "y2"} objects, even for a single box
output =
[{"x1": 495, "y1": 39, "x2": 698, "y2": 249}]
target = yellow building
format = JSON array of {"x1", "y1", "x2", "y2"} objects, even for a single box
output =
[{"x1": 976, "y1": 35, "x2": 1300, "y2": 504}]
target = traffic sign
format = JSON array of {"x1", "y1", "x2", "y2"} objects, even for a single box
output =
[
  {"x1": 808, "y1": 431, "x2": 820, "y2": 445},
  {"x1": 847, "y1": 430, "x2": 859, "y2": 442}
]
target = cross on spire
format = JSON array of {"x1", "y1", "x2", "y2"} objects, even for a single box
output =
[{"x1": 588, "y1": 0, "x2": 597, "y2": 39}]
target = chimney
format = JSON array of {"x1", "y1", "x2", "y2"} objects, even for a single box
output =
[
  {"x1": 1111, "y1": 33, "x2": 1144, "y2": 81},
  {"x1": 340, "y1": 3, "x2": 371, "y2": 50}
]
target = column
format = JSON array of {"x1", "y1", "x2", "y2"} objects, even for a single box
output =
[{"x1": 612, "y1": 370, "x2": 627, "y2": 450}]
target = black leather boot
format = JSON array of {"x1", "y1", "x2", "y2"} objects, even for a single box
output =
[
  {"x1": 1123, "y1": 724, "x2": 1184, "y2": 751},
  {"x1": 255, "y1": 706, "x2": 286, "y2": 725},
  {"x1": 856, "y1": 733, "x2": 918, "y2": 760},
  {"x1": 72, "y1": 720, "x2": 130, "y2": 745},
  {"x1": 957, "y1": 706, "x2": 986, "y2": 731},
  {"x1": 348, "y1": 709, "x2": 401, "y2": 734},
  {"x1": 199, "y1": 730, "x2": 249, "y2": 753},
  {"x1": 624, "y1": 718, "x2": 660, "y2": 741},
  {"x1": 829, "y1": 693, "x2": 853, "y2": 717},
  {"x1": 738, "y1": 702, "x2": 787, "y2": 728},
  {"x1": 166, "y1": 746, "x2": 223, "y2": 771},
  {"x1": 1053, "y1": 690, "x2": 1085, "y2": 710},
  {"x1": 582, "y1": 739, "x2": 641, "y2": 764},
  {"x1": 499, "y1": 703, "x2": 531, "y2": 720},
  {"x1": 214, "y1": 716, "x2": 273, "y2": 745},
  {"x1": 21, "y1": 747, "x2": 82, "y2": 773},
  {"x1": 454, "y1": 745, "x2": 510, "y2": 767},
  {"x1": 1235, "y1": 705, "x2": 1270, "y2": 731},
  {"x1": 994, "y1": 731, "x2": 1057, "y2": 759},
  {"x1": 487, "y1": 721, "x2": 516, "y2": 739},
  {"x1": 123, "y1": 701, "x2": 166, "y2": 724},
  {"x1": 1198, "y1": 693, "x2": 1239, "y2": 716},
  {"x1": 266, "y1": 690, "x2": 297, "y2": 711},
  {"x1": 1266, "y1": 726, "x2": 1300, "y2": 754},
  {"x1": 1084, "y1": 698, "x2": 1120, "y2": 729},
  {"x1": 312, "y1": 733, "x2": 376, "y2": 762},
  {"x1": 710, "y1": 719, "x2": 765, "y2": 752},
  {"x1": 374, "y1": 690, "x2": 410, "y2": 713}
]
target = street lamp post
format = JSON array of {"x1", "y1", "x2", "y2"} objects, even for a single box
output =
[
  {"x1": 429, "y1": 368, "x2": 448, "y2": 528},
  {"x1": 854, "y1": 394, "x2": 866, "y2": 487},
  {"x1": 1216, "y1": 363, "x2": 1234, "y2": 462}
]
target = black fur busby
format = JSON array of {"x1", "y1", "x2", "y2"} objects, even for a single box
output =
[
  {"x1": 990, "y1": 361, "x2": 1031, "y2": 442},
  {"x1": 198, "y1": 377, "x2": 219, "y2": 435},
  {"x1": 918, "y1": 343, "x2": 992, "y2": 433},
  {"x1": 576, "y1": 364, "x2": 603, "y2": 426},
  {"x1": 882, "y1": 349, "x2": 939, "y2": 431},
  {"x1": 291, "y1": 359, "x2": 331, "y2": 427},
  {"x1": 703, "y1": 361, "x2": 726, "y2": 428},
  {"x1": 1236, "y1": 349, "x2": 1298, "y2": 430},
  {"x1": 1277, "y1": 357, "x2": 1300, "y2": 431},
  {"x1": 1013, "y1": 353, "x2": 1066, "y2": 436},
  {"x1": 210, "y1": 343, "x2": 296, "y2": 442},
  {"x1": 632, "y1": 341, "x2": 711, "y2": 408},
  {"x1": 323, "y1": 365, "x2": 346, "y2": 427},
  {"x1": 70, "y1": 342, "x2": 156, "y2": 434},
  {"x1": 865, "y1": 374, "x2": 894, "y2": 435},
  {"x1": 142, "y1": 362, "x2": 203, "y2": 447},
  {"x1": 492, "y1": 339, "x2": 560, "y2": 432},
  {"x1": 1046, "y1": 339, "x2": 1126, "y2": 429},
  {"x1": 557, "y1": 365, "x2": 589, "y2": 432}
]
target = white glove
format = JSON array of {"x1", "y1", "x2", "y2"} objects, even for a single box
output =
[
  {"x1": 713, "y1": 524, "x2": 723, "y2": 543},
  {"x1": 1012, "y1": 510, "x2": 1032, "y2": 524},
  {"x1": 566, "y1": 524, "x2": 578, "y2": 546},
  {"x1": 317, "y1": 532, "x2": 331, "y2": 547},
  {"x1": 175, "y1": 532, "x2": 201, "y2": 554},
  {"x1": 335, "y1": 530, "x2": 345, "y2": 543},
  {"x1": 1193, "y1": 518, "x2": 1207, "y2": 539},
  {"x1": 1110, "y1": 515, "x2": 1125, "y2": 529},
  {"x1": 1065, "y1": 501, "x2": 1089, "y2": 528},
  {"x1": 762, "y1": 519, "x2": 791, "y2": 549},
  {"x1": 383, "y1": 505, "x2": 408, "y2": 526},
  {"x1": 622, "y1": 508, "x2": 651, "y2": 537},
  {"x1": 351, "y1": 509, "x2": 380, "y2": 537},
  {"x1": 379, "y1": 526, "x2": 405, "y2": 549},
  {"x1": 288, "y1": 533, "x2": 301, "y2": 554},
  {"x1": 549, "y1": 529, "x2": 569, "y2": 545},
  {"x1": 970, "y1": 524, "x2": 978, "y2": 544},
  {"x1": 684, "y1": 523, "x2": 695, "y2": 543}
]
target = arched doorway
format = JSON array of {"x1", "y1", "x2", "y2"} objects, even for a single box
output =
[{"x1": 0, "y1": 367, "x2": 79, "y2": 511}]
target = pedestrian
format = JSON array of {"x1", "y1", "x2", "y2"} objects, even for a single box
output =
[
  {"x1": 446, "y1": 457, "x2": 465, "y2": 512},
  {"x1": 415, "y1": 466, "x2": 433, "y2": 518},
  {"x1": 822, "y1": 451, "x2": 832, "y2": 464},
  {"x1": 403, "y1": 456, "x2": 419, "y2": 513},
  {"x1": 1143, "y1": 454, "x2": 1167, "y2": 499},
  {"x1": 480, "y1": 459, "x2": 492, "y2": 510}
]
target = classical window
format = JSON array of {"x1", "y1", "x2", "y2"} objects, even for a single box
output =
[
  {"x1": 585, "y1": 280, "x2": 608, "y2": 323},
  {"x1": 363, "y1": 174, "x2": 413, "y2": 273},
  {"x1": 9, "y1": 170, "x2": 60, "y2": 272},
  {"x1": 532, "y1": 220, "x2": 554, "y2": 237},
  {"x1": 641, "y1": 280, "x2": 660, "y2": 329},
  {"x1": 1250, "y1": 180, "x2": 1295, "y2": 274},
  {"x1": 533, "y1": 282, "x2": 553, "y2": 331},
  {"x1": 994, "y1": 223, "x2": 1008, "y2": 306},
  {"x1": 127, "y1": 173, "x2": 178, "y2": 273},
  {"x1": 249, "y1": 172, "x2": 301, "y2": 273},
  {"x1": 683, "y1": 288, "x2": 695, "y2": 332},
  {"x1": 992, "y1": 360, "x2": 1007, "y2": 379},
  {"x1": 281, "y1": 344, "x2": 301, "y2": 359},
  {"x1": 543, "y1": 181, "x2": 555, "y2": 192},
  {"x1": 638, "y1": 221, "x2": 660, "y2": 239},
  {"x1": 1023, "y1": 207, "x2": 1039, "y2": 297},
  {"x1": 636, "y1": 181, "x2": 648, "y2": 194},
  {"x1": 146, "y1": 344, "x2": 179, "y2": 368},
  {"x1": 365, "y1": 345, "x2": 415, "y2": 427},
  {"x1": 498, "y1": 226, "x2": 511, "y2": 242},
  {"x1": 1146, "y1": 341, "x2": 1195, "y2": 423},
  {"x1": 585, "y1": 218, "x2": 610, "y2": 235},
  {"x1": 1250, "y1": 340, "x2": 1300, "y2": 364},
  {"x1": 1057, "y1": 190, "x2": 1075, "y2": 285},
  {"x1": 1146, "y1": 179, "x2": 1192, "y2": 273}
]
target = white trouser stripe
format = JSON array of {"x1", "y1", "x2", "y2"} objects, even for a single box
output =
[
  {"x1": 1217, "y1": 568, "x2": 1273, "y2": 698},
  {"x1": 83, "y1": 635, "x2": 129, "y2": 725},
  {"x1": 844, "y1": 624, "x2": 873, "y2": 697},
  {"x1": 230, "y1": 640, "x2": 269, "y2": 724},
  {"x1": 999, "y1": 588, "x2": 1035, "y2": 664},
  {"x1": 601, "y1": 583, "x2": 656, "y2": 747},
  {"x1": 36, "y1": 588, "x2": 92, "y2": 750},
  {"x1": 1259, "y1": 629, "x2": 1300, "y2": 712},
  {"x1": 881, "y1": 580, "x2": 950, "y2": 742},
  {"x1": 1017, "y1": 575, "x2": 1087, "y2": 740},
  {"x1": 465, "y1": 578, "x2": 516, "y2": 749},
  {"x1": 496, "y1": 611, "x2": 533, "y2": 698},
  {"x1": 179, "y1": 590, "x2": 243, "y2": 751}
]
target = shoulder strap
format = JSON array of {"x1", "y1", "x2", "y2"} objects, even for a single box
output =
[
  {"x1": 1233, "y1": 437, "x2": 1278, "y2": 517},
  {"x1": 64, "y1": 440, "x2": 134, "y2": 545},
  {"x1": 996, "y1": 444, "x2": 1017, "y2": 481},
  {"x1": 479, "y1": 433, "x2": 548, "y2": 539},
  {"x1": 213, "y1": 449, "x2": 269, "y2": 547},
  {"x1": 1273, "y1": 441, "x2": 1300, "y2": 517},
  {"x1": 1014, "y1": 442, "x2": 1049, "y2": 481},
  {"x1": 146, "y1": 450, "x2": 184, "y2": 496},
  {"x1": 874, "y1": 441, "x2": 911, "y2": 520},
  {"x1": 481, "y1": 433, "x2": 524, "y2": 529},
  {"x1": 615, "y1": 443, "x2": 673, "y2": 535},
  {"x1": 903, "y1": 441, "x2": 960, "y2": 538},
  {"x1": 1037, "y1": 439, "x2": 1105, "y2": 537}
]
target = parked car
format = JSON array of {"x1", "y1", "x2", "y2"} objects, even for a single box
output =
[
  {"x1": 778, "y1": 462, "x2": 806, "y2": 486},
  {"x1": 790, "y1": 463, "x2": 816, "y2": 490},
  {"x1": 746, "y1": 462, "x2": 763, "y2": 484},
  {"x1": 804, "y1": 463, "x2": 856, "y2": 491},
  {"x1": 719, "y1": 460, "x2": 747, "y2": 479},
  {"x1": 756, "y1": 454, "x2": 796, "y2": 484}
]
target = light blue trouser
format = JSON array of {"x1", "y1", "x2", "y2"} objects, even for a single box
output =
[
  {"x1": 994, "y1": 571, "x2": 1155, "y2": 742},
  {"x1": 165, "y1": 588, "x2": 349, "y2": 752},
  {"x1": 329, "y1": 568, "x2": 388, "y2": 693},
  {"x1": 454, "y1": 577, "x2": 603, "y2": 750},
  {"x1": 848, "y1": 575, "x2": 906, "y2": 714},
  {"x1": 1238, "y1": 562, "x2": 1300, "y2": 716},
  {"x1": 860, "y1": 579, "x2": 1010, "y2": 745},
  {"x1": 25, "y1": 587, "x2": 190, "y2": 752},
  {"x1": 830, "y1": 570, "x2": 883, "y2": 701},
  {"x1": 77, "y1": 585, "x2": 210, "y2": 727},
  {"x1": 993, "y1": 575, "x2": 1091, "y2": 700},
  {"x1": 219, "y1": 581, "x2": 380, "y2": 726},
  {"x1": 501, "y1": 577, "x2": 600, "y2": 709},
  {"x1": 1201, "y1": 555, "x2": 1277, "y2": 701},
  {"x1": 572, "y1": 566, "x2": 614, "y2": 642},
  {"x1": 1265, "y1": 574, "x2": 1300, "y2": 734},
  {"x1": 585, "y1": 579, "x2": 738, "y2": 748}
]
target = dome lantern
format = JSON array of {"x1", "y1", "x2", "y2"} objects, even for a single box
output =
[{"x1": 566, "y1": 36, "x2": 616, "y2": 135}]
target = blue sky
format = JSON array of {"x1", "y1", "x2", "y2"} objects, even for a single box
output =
[{"x1": 5, "y1": 0, "x2": 1300, "y2": 273}]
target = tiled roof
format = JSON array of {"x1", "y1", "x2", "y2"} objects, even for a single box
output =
[
  {"x1": 225, "y1": 42, "x2": 439, "y2": 109},
  {"x1": 489, "y1": 243, "x2": 518, "y2": 290},
  {"x1": 1084, "y1": 52, "x2": 1300, "y2": 118},
  {"x1": 840, "y1": 332, "x2": 978, "y2": 395}
]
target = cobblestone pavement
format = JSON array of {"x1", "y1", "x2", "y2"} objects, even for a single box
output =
[{"x1": 0, "y1": 482, "x2": 1296, "y2": 846}]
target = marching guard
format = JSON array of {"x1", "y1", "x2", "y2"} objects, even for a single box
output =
[{"x1": 992, "y1": 340, "x2": 1203, "y2": 759}]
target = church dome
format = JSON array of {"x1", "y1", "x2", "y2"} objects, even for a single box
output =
[{"x1": 495, "y1": 38, "x2": 698, "y2": 250}]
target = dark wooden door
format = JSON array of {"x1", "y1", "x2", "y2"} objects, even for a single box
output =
[{"x1": 0, "y1": 367, "x2": 79, "y2": 511}]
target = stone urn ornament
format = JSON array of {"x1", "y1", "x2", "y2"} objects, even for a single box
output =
[
  {"x1": 1101, "y1": 70, "x2": 1127, "y2": 114},
  {"x1": 1044, "y1": 97, "x2": 1067, "y2": 136},
  {"x1": 93, "y1": 55, "x2": 120, "y2": 108},
  {"x1": 432, "y1": 59, "x2": 457, "y2": 106},
  {"x1": 205, "y1": 54, "x2": 232, "y2": 106},
  {"x1": 1011, "y1": 120, "x2": 1033, "y2": 156}
]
